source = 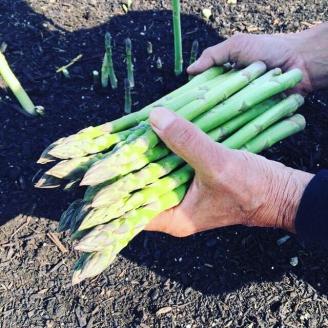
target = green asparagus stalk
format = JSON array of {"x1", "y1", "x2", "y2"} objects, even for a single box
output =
[
  {"x1": 34, "y1": 174, "x2": 62, "y2": 189},
  {"x1": 194, "y1": 68, "x2": 303, "y2": 132},
  {"x1": 172, "y1": 0, "x2": 183, "y2": 75},
  {"x1": 207, "y1": 95, "x2": 283, "y2": 141},
  {"x1": 147, "y1": 41, "x2": 153, "y2": 55},
  {"x1": 125, "y1": 38, "x2": 135, "y2": 88},
  {"x1": 241, "y1": 114, "x2": 306, "y2": 153},
  {"x1": 90, "y1": 154, "x2": 184, "y2": 205},
  {"x1": 85, "y1": 143, "x2": 170, "y2": 184},
  {"x1": 79, "y1": 165, "x2": 193, "y2": 229},
  {"x1": 81, "y1": 62, "x2": 267, "y2": 186},
  {"x1": 188, "y1": 40, "x2": 199, "y2": 80},
  {"x1": 101, "y1": 32, "x2": 118, "y2": 89},
  {"x1": 46, "y1": 121, "x2": 148, "y2": 160},
  {"x1": 124, "y1": 78, "x2": 132, "y2": 114},
  {"x1": 75, "y1": 184, "x2": 188, "y2": 254},
  {"x1": 45, "y1": 154, "x2": 104, "y2": 180},
  {"x1": 0, "y1": 52, "x2": 43, "y2": 116},
  {"x1": 223, "y1": 94, "x2": 304, "y2": 149}
]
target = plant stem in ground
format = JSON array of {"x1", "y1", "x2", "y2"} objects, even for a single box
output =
[
  {"x1": 172, "y1": 0, "x2": 183, "y2": 75},
  {"x1": 188, "y1": 40, "x2": 199, "y2": 80},
  {"x1": 101, "y1": 32, "x2": 117, "y2": 89},
  {"x1": 124, "y1": 78, "x2": 132, "y2": 114},
  {"x1": 125, "y1": 38, "x2": 135, "y2": 88},
  {"x1": 0, "y1": 52, "x2": 41, "y2": 116},
  {"x1": 147, "y1": 41, "x2": 153, "y2": 54}
]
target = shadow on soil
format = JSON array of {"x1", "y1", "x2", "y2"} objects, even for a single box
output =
[{"x1": 1, "y1": 0, "x2": 328, "y2": 297}]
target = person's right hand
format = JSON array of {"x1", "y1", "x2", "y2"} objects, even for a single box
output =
[{"x1": 188, "y1": 23, "x2": 328, "y2": 94}]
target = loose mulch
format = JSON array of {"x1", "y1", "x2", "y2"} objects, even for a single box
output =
[{"x1": 0, "y1": 0, "x2": 328, "y2": 327}]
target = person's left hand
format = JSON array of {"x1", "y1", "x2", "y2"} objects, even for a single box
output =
[{"x1": 145, "y1": 108, "x2": 313, "y2": 237}]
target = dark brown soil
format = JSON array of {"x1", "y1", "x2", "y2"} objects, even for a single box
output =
[{"x1": 0, "y1": 1, "x2": 328, "y2": 327}]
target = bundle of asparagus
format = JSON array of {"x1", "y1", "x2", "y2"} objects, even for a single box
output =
[{"x1": 36, "y1": 62, "x2": 306, "y2": 284}]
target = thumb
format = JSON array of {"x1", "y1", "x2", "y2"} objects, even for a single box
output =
[{"x1": 149, "y1": 108, "x2": 229, "y2": 175}]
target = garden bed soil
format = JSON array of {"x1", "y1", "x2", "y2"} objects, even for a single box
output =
[{"x1": 0, "y1": 0, "x2": 328, "y2": 327}]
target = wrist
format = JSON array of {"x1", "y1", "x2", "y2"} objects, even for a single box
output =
[{"x1": 262, "y1": 166, "x2": 313, "y2": 232}]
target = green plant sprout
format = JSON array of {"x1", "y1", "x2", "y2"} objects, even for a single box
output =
[
  {"x1": 101, "y1": 32, "x2": 118, "y2": 89},
  {"x1": 188, "y1": 40, "x2": 199, "y2": 80},
  {"x1": 124, "y1": 78, "x2": 132, "y2": 114},
  {"x1": 125, "y1": 38, "x2": 135, "y2": 88},
  {"x1": 147, "y1": 41, "x2": 153, "y2": 55},
  {"x1": 172, "y1": 0, "x2": 183, "y2": 75},
  {"x1": 0, "y1": 50, "x2": 43, "y2": 116}
]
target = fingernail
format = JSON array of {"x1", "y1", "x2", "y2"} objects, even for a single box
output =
[{"x1": 150, "y1": 108, "x2": 176, "y2": 131}]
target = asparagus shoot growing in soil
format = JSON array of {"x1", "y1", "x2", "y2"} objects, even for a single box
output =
[
  {"x1": 189, "y1": 40, "x2": 199, "y2": 66},
  {"x1": 0, "y1": 51, "x2": 43, "y2": 116},
  {"x1": 62, "y1": 68, "x2": 70, "y2": 79},
  {"x1": 147, "y1": 41, "x2": 153, "y2": 54},
  {"x1": 188, "y1": 40, "x2": 199, "y2": 80},
  {"x1": 124, "y1": 78, "x2": 132, "y2": 114},
  {"x1": 156, "y1": 57, "x2": 162, "y2": 69},
  {"x1": 172, "y1": 0, "x2": 183, "y2": 75},
  {"x1": 125, "y1": 38, "x2": 135, "y2": 88},
  {"x1": 92, "y1": 70, "x2": 100, "y2": 90},
  {"x1": 101, "y1": 32, "x2": 118, "y2": 89}
]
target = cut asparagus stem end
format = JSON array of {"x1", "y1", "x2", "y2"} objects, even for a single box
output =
[{"x1": 0, "y1": 52, "x2": 42, "y2": 116}]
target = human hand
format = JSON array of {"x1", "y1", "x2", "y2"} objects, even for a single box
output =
[
  {"x1": 188, "y1": 23, "x2": 328, "y2": 94},
  {"x1": 146, "y1": 108, "x2": 313, "y2": 237}
]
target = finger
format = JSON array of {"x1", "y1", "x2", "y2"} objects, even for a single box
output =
[
  {"x1": 187, "y1": 42, "x2": 232, "y2": 75},
  {"x1": 149, "y1": 108, "x2": 229, "y2": 176}
]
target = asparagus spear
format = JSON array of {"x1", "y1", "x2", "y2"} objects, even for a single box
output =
[
  {"x1": 223, "y1": 93, "x2": 304, "y2": 149},
  {"x1": 172, "y1": 0, "x2": 183, "y2": 76},
  {"x1": 46, "y1": 119, "x2": 150, "y2": 161},
  {"x1": 73, "y1": 113, "x2": 306, "y2": 282},
  {"x1": 75, "y1": 184, "x2": 187, "y2": 252},
  {"x1": 101, "y1": 32, "x2": 118, "y2": 89},
  {"x1": 0, "y1": 52, "x2": 43, "y2": 116},
  {"x1": 125, "y1": 38, "x2": 135, "y2": 88},
  {"x1": 241, "y1": 114, "x2": 306, "y2": 153},
  {"x1": 86, "y1": 143, "x2": 171, "y2": 184},
  {"x1": 124, "y1": 78, "x2": 132, "y2": 114},
  {"x1": 188, "y1": 40, "x2": 199, "y2": 80},
  {"x1": 90, "y1": 154, "x2": 185, "y2": 205}
]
